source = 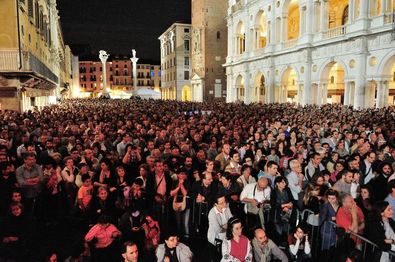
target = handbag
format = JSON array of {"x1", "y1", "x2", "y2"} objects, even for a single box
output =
[{"x1": 173, "y1": 195, "x2": 187, "y2": 212}]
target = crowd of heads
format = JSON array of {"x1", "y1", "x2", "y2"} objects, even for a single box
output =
[{"x1": 0, "y1": 98, "x2": 394, "y2": 261}]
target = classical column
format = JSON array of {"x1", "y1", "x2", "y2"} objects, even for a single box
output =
[
  {"x1": 354, "y1": 53, "x2": 367, "y2": 109},
  {"x1": 320, "y1": 0, "x2": 328, "y2": 32},
  {"x1": 226, "y1": 74, "x2": 233, "y2": 103},
  {"x1": 244, "y1": 74, "x2": 251, "y2": 104},
  {"x1": 381, "y1": 0, "x2": 386, "y2": 14},
  {"x1": 130, "y1": 49, "x2": 139, "y2": 89},
  {"x1": 99, "y1": 50, "x2": 110, "y2": 98},
  {"x1": 349, "y1": 0, "x2": 355, "y2": 22},
  {"x1": 376, "y1": 81, "x2": 384, "y2": 108},
  {"x1": 306, "y1": 1, "x2": 313, "y2": 36},
  {"x1": 344, "y1": 81, "x2": 350, "y2": 105},
  {"x1": 281, "y1": 16, "x2": 287, "y2": 42},
  {"x1": 359, "y1": 0, "x2": 369, "y2": 18},
  {"x1": 322, "y1": 83, "x2": 328, "y2": 104},
  {"x1": 303, "y1": 63, "x2": 312, "y2": 105},
  {"x1": 317, "y1": 83, "x2": 323, "y2": 105},
  {"x1": 297, "y1": 83, "x2": 303, "y2": 104}
]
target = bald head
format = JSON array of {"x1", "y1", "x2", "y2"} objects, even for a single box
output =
[
  {"x1": 257, "y1": 177, "x2": 269, "y2": 189},
  {"x1": 254, "y1": 228, "x2": 268, "y2": 245}
]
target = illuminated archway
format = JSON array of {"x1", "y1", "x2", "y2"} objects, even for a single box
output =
[
  {"x1": 255, "y1": 11, "x2": 267, "y2": 49},
  {"x1": 328, "y1": 0, "x2": 349, "y2": 28},
  {"x1": 254, "y1": 73, "x2": 265, "y2": 102},
  {"x1": 236, "y1": 21, "x2": 245, "y2": 54},
  {"x1": 280, "y1": 68, "x2": 298, "y2": 103},
  {"x1": 320, "y1": 62, "x2": 346, "y2": 104},
  {"x1": 181, "y1": 85, "x2": 192, "y2": 101},
  {"x1": 286, "y1": 0, "x2": 300, "y2": 40},
  {"x1": 235, "y1": 75, "x2": 245, "y2": 101}
]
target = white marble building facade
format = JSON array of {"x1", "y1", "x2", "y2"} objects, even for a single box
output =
[{"x1": 224, "y1": 0, "x2": 395, "y2": 108}]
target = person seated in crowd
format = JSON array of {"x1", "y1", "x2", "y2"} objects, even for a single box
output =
[
  {"x1": 207, "y1": 194, "x2": 233, "y2": 261},
  {"x1": 270, "y1": 176, "x2": 295, "y2": 241},
  {"x1": 156, "y1": 231, "x2": 193, "y2": 262},
  {"x1": 305, "y1": 152, "x2": 325, "y2": 181},
  {"x1": 287, "y1": 159, "x2": 305, "y2": 209},
  {"x1": 0, "y1": 202, "x2": 30, "y2": 261},
  {"x1": 236, "y1": 165, "x2": 256, "y2": 189},
  {"x1": 385, "y1": 180, "x2": 395, "y2": 220},
  {"x1": 355, "y1": 184, "x2": 374, "y2": 218},
  {"x1": 119, "y1": 205, "x2": 145, "y2": 250},
  {"x1": 303, "y1": 184, "x2": 321, "y2": 215},
  {"x1": 288, "y1": 225, "x2": 311, "y2": 262},
  {"x1": 85, "y1": 214, "x2": 121, "y2": 262},
  {"x1": 77, "y1": 174, "x2": 94, "y2": 215},
  {"x1": 142, "y1": 214, "x2": 160, "y2": 253},
  {"x1": 89, "y1": 186, "x2": 115, "y2": 223},
  {"x1": 240, "y1": 176, "x2": 271, "y2": 230},
  {"x1": 260, "y1": 161, "x2": 280, "y2": 188},
  {"x1": 333, "y1": 170, "x2": 353, "y2": 196},
  {"x1": 224, "y1": 150, "x2": 242, "y2": 176},
  {"x1": 252, "y1": 228, "x2": 288, "y2": 262},
  {"x1": 221, "y1": 217, "x2": 252, "y2": 262},
  {"x1": 366, "y1": 201, "x2": 395, "y2": 261},
  {"x1": 336, "y1": 194, "x2": 365, "y2": 246},
  {"x1": 121, "y1": 241, "x2": 142, "y2": 262},
  {"x1": 320, "y1": 188, "x2": 340, "y2": 251},
  {"x1": 369, "y1": 162, "x2": 393, "y2": 201}
]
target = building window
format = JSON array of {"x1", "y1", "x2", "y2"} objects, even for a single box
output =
[
  {"x1": 217, "y1": 31, "x2": 221, "y2": 39},
  {"x1": 330, "y1": 76, "x2": 335, "y2": 84},
  {"x1": 342, "y1": 5, "x2": 349, "y2": 25},
  {"x1": 184, "y1": 71, "x2": 189, "y2": 80},
  {"x1": 184, "y1": 40, "x2": 190, "y2": 51},
  {"x1": 28, "y1": 0, "x2": 33, "y2": 17},
  {"x1": 184, "y1": 28, "x2": 190, "y2": 33},
  {"x1": 184, "y1": 57, "x2": 189, "y2": 66},
  {"x1": 34, "y1": 1, "x2": 39, "y2": 28}
]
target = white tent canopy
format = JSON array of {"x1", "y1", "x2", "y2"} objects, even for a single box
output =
[{"x1": 134, "y1": 88, "x2": 161, "y2": 100}]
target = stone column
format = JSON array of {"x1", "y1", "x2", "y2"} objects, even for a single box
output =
[
  {"x1": 323, "y1": 84, "x2": 328, "y2": 104},
  {"x1": 381, "y1": 0, "x2": 386, "y2": 14},
  {"x1": 320, "y1": 0, "x2": 328, "y2": 32},
  {"x1": 344, "y1": 81, "x2": 350, "y2": 105},
  {"x1": 99, "y1": 50, "x2": 110, "y2": 98},
  {"x1": 317, "y1": 83, "x2": 323, "y2": 105},
  {"x1": 130, "y1": 49, "x2": 139, "y2": 89},
  {"x1": 226, "y1": 74, "x2": 233, "y2": 103},
  {"x1": 303, "y1": 63, "x2": 312, "y2": 105},
  {"x1": 349, "y1": 0, "x2": 355, "y2": 22},
  {"x1": 306, "y1": 1, "x2": 314, "y2": 36},
  {"x1": 281, "y1": 16, "x2": 287, "y2": 42},
  {"x1": 376, "y1": 81, "x2": 384, "y2": 108},
  {"x1": 354, "y1": 52, "x2": 367, "y2": 109},
  {"x1": 297, "y1": 83, "x2": 303, "y2": 104},
  {"x1": 227, "y1": 20, "x2": 234, "y2": 58},
  {"x1": 244, "y1": 73, "x2": 251, "y2": 104}
]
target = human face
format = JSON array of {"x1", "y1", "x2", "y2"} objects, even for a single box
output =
[
  {"x1": 344, "y1": 172, "x2": 353, "y2": 184},
  {"x1": 295, "y1": 227, "x2": 305, "y2": 239},
  {"x1": 232, "y1": 222, "x2": 243, "y2": 237},
  {"x1": 245, "y1": 158, "x2": 253, "y2": 166},
  {"x1": 312, "y1": 155, "x2": 322, "y2": 166},
  {"x1": 360, "y1": 188, "x2": 369, "y2": 200},
  {"x1": 316, "y1": 177, "x2": 324, "y2": 186},
  {"x1": 327, "y1": 195, "x2": 337, "y2": 205},
  {"x1": 382, "y1": 205, "x2": 393, "y2": 219},
  {"x1": 292, "y1": 162, "x2": 302, "y2": 173},
  {"x1": 123, "y1": 244, "x2": 139, "y2": 262},
  {"x1": 117, "y1": 167, "x2": 125, "y2": 177},
  {"x1": 342, "y1": 196, "x2": 355, "y2": 209},
  {"x1": 98, "y1": 190, "x2": 108, "y2": 200},
  {"x1": 11, "y1": 192, "x2": 22, "y2": 202},
  {"x1": 203, "y1": 174, "x2": 213, "y2": 186},
  {"x1": 223, "y1": 144, "x2": 230, "y2": 155},
  {"x1": 165, "y1": 236, "x2": 179, "y2": 249},
  {"x1": 383, "y1": 165, "x2": 392, "y2": 176},
  {"x1": 257, "y1": 177, "x2": 268, "y2": 190},
  {"x1": 255, "y1": 229, "x2": 268, "y2": 245},
  {"x1": 215, "y1": 196, "x2": 227, "y2": 212},
  {"x1": 24, "y1": 156, "x2": 36, "y2": 167},
  {"x1": 11, "y1": 205, "x2": 22, "y2": 217},
  {"x1": 268, "y1": 165, "x2": 278, "y2": 176},
  {"x1": 277, "y1": 179, "x2": 287, "y2": 190}
]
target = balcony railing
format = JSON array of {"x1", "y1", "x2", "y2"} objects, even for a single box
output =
[
  {"x1": 384, "y1": 12, "x2": 394, "y2": 24},
  {"x1": 0, "y1": 49, "x2": 58, "y2": 84},
  {"x1": 323, "y1": 25, "x2": 346, "y2": 39},
  {"x1": 282, "y1": 39, "x2": 297, "y2": 49},
  {"x1": 231, "y1": 0, "x2": 244, "y2": 13}
]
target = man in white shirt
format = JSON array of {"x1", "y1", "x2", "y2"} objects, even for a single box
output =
[
  {"x1": 360, "y1": 151, "x2": 376, "y2": 185},
  {"x1": 287, "y1": 159, "x2": 304, "y2": 209},
  {"x1": 240, "y1": 176, "x2": 271, "y2": 229}
]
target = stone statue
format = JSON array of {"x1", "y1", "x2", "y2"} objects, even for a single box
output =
[{"x1": 99, "y1": 50, "x2": 109, "y2": 62}]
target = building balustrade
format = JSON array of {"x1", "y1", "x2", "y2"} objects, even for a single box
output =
[
  {"x1": 282, "y1": 39, "x2": 298, "y2": 49},
  {"x1": 323, "y1": 25, "x2": 346, "y2": 39},
  {"x1": 384, "y1": 11, "x2": 394, "y2": 24},
  {"x1": 0, "y1": 48, "x2": 58, "y2": 84}
]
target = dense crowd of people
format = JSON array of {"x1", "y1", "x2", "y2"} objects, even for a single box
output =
[{"x1": 0, "y1": 98, "x2": 394, "y2": 262}]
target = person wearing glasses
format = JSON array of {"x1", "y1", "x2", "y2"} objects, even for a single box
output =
[{"x1": 221, "y1": 217, "x2": 252, "y2": 262}]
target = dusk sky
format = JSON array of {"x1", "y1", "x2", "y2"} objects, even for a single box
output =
[{"x1": 57, "y1": 0, "x2": 191, "y2": 61}]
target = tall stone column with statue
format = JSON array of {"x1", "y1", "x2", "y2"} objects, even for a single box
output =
[
  {"x1": 99, "y1": 50, "x2": 110, "y2": 98},
  {"x1": 130, "y1": 49, "x2": 139, "y2": 90}
]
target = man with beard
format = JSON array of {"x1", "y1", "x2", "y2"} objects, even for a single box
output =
[{"x1": 369, "y1": 162, "x2": 393, "y2": 201}]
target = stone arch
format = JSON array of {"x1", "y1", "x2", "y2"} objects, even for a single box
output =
[
  {"x1": 328, "y1": 0, "x2": 349, "y2": 28},
  {"x1": 235, "y1": 21, "x2": 246, "y2": 54},
  {"x1": 283, "y1": 0, "x2": 300, "y2": 40},
  {"x1": 319, "y1": 60, "x2": 347, "y2": 104},
  {"x1": 377, "y1": 51, "x2": 395, "y2": 106},
  {"x1": 279, "y1": 66, "x2": 299, "y2": 103},
  {"x1": 253, "y1": 71, "x2": 266, "y2": 103},
  {"x1": 235, "y1": 74, "x2": 245, "y2": 101},
  {"x1": 254, "y1": 10, "x2": 267, "y2": 49}
]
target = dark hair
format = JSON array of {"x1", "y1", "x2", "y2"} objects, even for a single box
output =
[
  {"x1": 325, "y1": 188, "x2": 339, "y2": 198},
  {"x1": 226, "y1": 217, "x2": 242, "y2": 240},
  {"x1": 97, "y1": 215, "x2": 111, "y2": 225},
  {"x1": 267, "y1": 160, "x2": 278, "y2": 169},
  {"x1": 215, "y1": 193, "x2": 227, "y2": 204},
  {"x1": 241, "y1": 164, "x2": 251, "y2": 175},
  {"x1": 274, "y1": 176, "x2": 286, "y2": 185},
  {"x1": 122, "y1": 241, "x2": 137, "y2": 254},
  {"x1": 81, "y1": 174, "x2": 91, "y2": 182},
  {"x1": 371, "y1": 201, "x2": 390, "y2": 222},
  {"x1": 23, "y1": 152, "x2": 36, "y2": 160},
  {"x1": 388, "y1": 179, "x2": 395, "y2": 193}
]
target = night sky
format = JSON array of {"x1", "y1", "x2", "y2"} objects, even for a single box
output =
[{"x1": 57, "y1": 0, "x2": 191, "y2": 61}]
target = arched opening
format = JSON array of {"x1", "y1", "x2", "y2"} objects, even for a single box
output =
[
  {"x1": 255, "y1": 11, "x2": 267, "y2": 49},
  {"x1": 287, "y1": 0, "x2": 300, "y2": 40},
  {"x1": 236, "y1": 21, "x2": 245, "y2": 54},
  {"x1": 328, "y1": 0, "x2": 349, "y2": 28},
  {"x1": 321, "y1": 62, "x2": 346, "y2": 104},
  {"x1": 181, "y1": 85, "x2": 192, "y2": 101},
  {"x1": 378, "y1": 55, "x2": 395, "y2": 107},
  {"x1": 254, "y1": 73, "x2": 265, "y2": 103},
  {"x1": 170, "y1": 86, "x2": 176, "y2": 100},
  {"x1": 235, "y1": 75, "x2": 245, "y2": 101},
  {"x1": 280, "y1": 68, "x2": 298, "y2": 103}
]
